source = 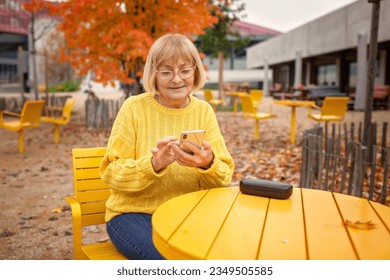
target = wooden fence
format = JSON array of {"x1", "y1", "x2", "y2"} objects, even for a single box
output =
[
  {"x1": 85, "y1": 94, "x2": 126, "y2": 130},
  {"x1": 1, "y1": 94, "x2": 125, "y2": 130},
  {"x1": 300, "y1": 122, "x2": 389, "y2": 205},
  {"x1": 0, "y1": 95, "x2": 71, "y2": 113}
]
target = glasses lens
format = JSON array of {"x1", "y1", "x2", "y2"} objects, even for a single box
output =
[
  {"x1": 155, "y1": 66, "x2": 195, "y2": 80},
  {"x1": 156, "y1": 70, "x2": 171, "y2": 80},
  {"x1": 179, "y1": 68, "x2": 194, "y2": 79}
]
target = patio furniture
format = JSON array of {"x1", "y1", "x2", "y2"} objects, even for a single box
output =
[
  {"x1": 239, "y1": 93, "x2": 276, "y2": 139},
  {"x1": 152, "y1": 186, "x2": 390, "y2": 259},
  {"x1": 203, "y1": 89, "x2": 223, "y2": 112},
  {"x1": 41, "y1": 97, "x2": 75, "y2": 144},
  {"x1": 65, "y1": 147, "x2": 127, "y2": 260},
  {"x1": 0, "y1": 100, "x2": 45, "y2": 153},
  {"x1": 308, "y1": 97, "x2": 349, "y2": 124}
]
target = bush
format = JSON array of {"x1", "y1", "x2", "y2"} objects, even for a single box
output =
[{"x1": 48, "y1": 80, "x2": 81, "y2": 92}]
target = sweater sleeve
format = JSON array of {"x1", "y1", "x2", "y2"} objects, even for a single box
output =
[
  {"x1": 99, "y1": 100, "x2": 166, "y2": 193},
  {"x1": 197, "y1": 105, "x2": 234, "y2": 188}
]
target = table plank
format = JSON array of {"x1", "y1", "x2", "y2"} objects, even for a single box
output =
[
  {"x1": 334, "y1": 193, "x2": 390, "y2": 259},
  {"x1": 207, "y1": 191, "x2": 269, "y2": 259},
  {"x1": 152, "y1": 189, "x2": 208, "y2": 259},
  {"x1": 369, "y1": 200, "x2": 390, "y2": 232},
  {"x1": 258, "y1": 188, "x2": 307, "y2": 259},
  {"x1": 302, "y1": 188, "x2": 357, "y2": 259},
  {"x1": 168, "y1": 187, "x2": 239, "y2": 259}
]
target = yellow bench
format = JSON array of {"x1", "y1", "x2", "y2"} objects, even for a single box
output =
[
  {"x1": 249, "y1": 89, "x2": 263, "y2": 107},
  {"x1": 0, "y1": 100, "x2": 45, "y2": 153},
  {"x1": 41, "y1": 97, "x2": 75, "y2": 144},
  {"x1": 65, "y1": 147, "x2": 127, "y2": 260},
  {"x1": 308, "y1": 96, "x2": 349, "y2": 123},
  {"x1": 204, "y1": 89, "x2": 223, "y2": 111},
  {"x1": 239, "y1": 94, "x2": 276, "y2": 139}
]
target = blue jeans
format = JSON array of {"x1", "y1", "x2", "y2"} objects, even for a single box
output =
[{"x1": 106, "y1": 213, "x2": 165, "y2": 260}]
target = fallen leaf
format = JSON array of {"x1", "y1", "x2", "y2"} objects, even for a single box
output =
[
  {"x1": 344, "y1": 219, "x2": 377, "y2": 230},
  {"x1": 51, "y1": 206, "x2": 63, "y2": 213}
]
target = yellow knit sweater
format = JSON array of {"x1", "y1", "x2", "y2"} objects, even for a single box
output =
[{"x1": 100, "y1": 92, "x2": 234, "y2": 221}]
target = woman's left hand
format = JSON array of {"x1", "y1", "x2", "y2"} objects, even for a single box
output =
[{"x1": 169, "y1": 140, "x2": 214, "y2": 169}]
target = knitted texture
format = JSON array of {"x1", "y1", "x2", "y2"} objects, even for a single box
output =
[{"x1": 100, "y1": 92, "x2": 234, "y2": 221}]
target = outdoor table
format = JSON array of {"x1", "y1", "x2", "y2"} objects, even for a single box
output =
[
  {"x1": 225, "y1": 91, "x2": 245, "y2": 115},
  {"x1": 273, "y1": 100, "x2": 315, "y2": 143},
  {"x1": 152, "y1": 186, "x2": 390, "y2": 260}
]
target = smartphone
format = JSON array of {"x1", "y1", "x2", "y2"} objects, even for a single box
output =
[{"x1": 179, "y1": 130, "x2": 205, "y2": 154}]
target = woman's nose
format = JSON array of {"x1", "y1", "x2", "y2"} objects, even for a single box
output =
[{"x1": 171, "y1": 72, "x2": 183, "y2": 83}]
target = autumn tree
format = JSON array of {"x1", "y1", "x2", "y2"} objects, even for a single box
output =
[
  {"x1": 198, "y1": 0, "x2": 249, "y2": 99},
  {"x1": 24, "y1": 0, "x2": 218, "y2": 98}
]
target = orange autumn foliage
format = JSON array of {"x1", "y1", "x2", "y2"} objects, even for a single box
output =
[{"x1": 24, "y1": 0, "x2": 218, "y2": 88}]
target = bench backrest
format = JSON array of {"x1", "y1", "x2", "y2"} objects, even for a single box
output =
[
  {"x1": 20, "y1": 100, "x2": 45, "y2": 127},
  {"x1": 203, "y1": 89, "x2": 215, "y2": 102},
  {"x1": 239, "y1": 93, "x2": 257, "y2": 116},
  {"x1": 72, "y1": 147, "x2": 108, "y2": 226},
  {"x1": 321, "y1": 97, "x2": 349, "y2": 117},
  {"x1": 249, "y1": 90, "x2": 263, "y2": 104},
  {"x1": 61, "y1": 98, "x2": 75, "y2": 123}
]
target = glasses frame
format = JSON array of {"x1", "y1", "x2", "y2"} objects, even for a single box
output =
[{"x1": 153, "y1": 65, "x2": 196, "y2": 81}]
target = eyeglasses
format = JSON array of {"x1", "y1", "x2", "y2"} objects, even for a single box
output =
[{"x1": 153, "y1": 65, "x2": 196, "y2": 80}]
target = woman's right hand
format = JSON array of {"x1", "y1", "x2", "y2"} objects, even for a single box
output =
[{"x1": 151, "y1": 136, "x2": 177, "y2": 172}]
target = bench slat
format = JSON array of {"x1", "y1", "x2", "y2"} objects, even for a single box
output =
[
  {"x1": 83, "y1": 242, "x2": 127, "y2": 260},
  {"x1": 80, "y1": 201, "x2": 106, "y2": 215},
  {"x1": 77, "y1": 189, "x2": 110, "y2": 202},
  {"x1": 81, "y1": 212, "x2": 106, "y2": 226},
  {"x1": 73, "y1": 147, "x2": 107, "y2": 158},
  {"x1": 77, "y1": 178, "x2": 108, "y2": 191},
  {"x1": 74, "y1": 157, "x2": 103, "y2": 169},
  {"x1": 75, "y1": 168, "x2": 101, "y2": 180}
]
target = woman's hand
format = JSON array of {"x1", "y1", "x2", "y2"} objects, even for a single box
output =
[
  {"x1": 170, "y1": 140, "x2": 214, "y2": 169},
  {"x1": 151, "y1": 136, "x2": 177, "y2": 172}
]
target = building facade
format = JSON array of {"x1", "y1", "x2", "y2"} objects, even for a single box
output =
[
  {"x1": 247, "y1": 0, "x2": 390, "y2": 109},
  {"x1": 0, "y1": 0, "x2": 29, "y2": 89}
]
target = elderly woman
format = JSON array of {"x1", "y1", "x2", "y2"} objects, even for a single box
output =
[{"x1": 100, "y1": 33, "x2": 234, "y2": 260}]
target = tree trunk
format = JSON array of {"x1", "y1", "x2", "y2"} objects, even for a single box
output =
[
  {"x1": 18, "y1": 46, "x2": 25, "y2": 103},
  {"x1": 218, "y1": 51, "x2": 224, "y2": 100},
  {"x1": 363, "y1": 0, "x2": 381, "y2": 146},
  {"x1": 30, "y1": 13, "x2": 39, "y2": 100},
  {"x1": 44, "y1": 50, "x2": 49, "y2": 104}
]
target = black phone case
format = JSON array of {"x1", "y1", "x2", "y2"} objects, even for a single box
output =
[{"x1": 239, "y1": 178, "x2": 293, "y2": 199}]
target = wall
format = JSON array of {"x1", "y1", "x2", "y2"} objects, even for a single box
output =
[{"x1": 247, "y1": 0, "x2": 390, "y2": 68}]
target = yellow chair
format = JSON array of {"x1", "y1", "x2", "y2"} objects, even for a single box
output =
[
  {"x1": 65, "y1": 147, "x2": 127, "y2": 260},
  {"x1": 308, "y1": 97, "x2": 349, "y2": 123},
  {"x1": 41, "y1": 97, "x2": 75, "y2": 144},
  {"x1": 0, "y1": 100, "x2": 45, "y2": 153},
  {"x1": 204, "y1": 89, "x2": 223, "y2": 111},
  {"x1": 239, "y1": 93, "x2": 276, "y2": 139},
  {"x1": 249, "y1": 89, "x2": 263, "y2": 107}
]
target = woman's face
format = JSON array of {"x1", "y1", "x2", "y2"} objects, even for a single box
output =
[{"x1": 155, "y1": 59, "x2": 195, "y2": 108}]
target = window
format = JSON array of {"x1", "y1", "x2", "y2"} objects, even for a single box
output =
[{"x1": 317, "y1": 64, "x2": 336, "y2": 85}]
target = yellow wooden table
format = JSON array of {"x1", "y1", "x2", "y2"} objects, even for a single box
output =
[
  {"x1": 152, "y1": 187, "x2": 390, "y2": 260},
  {"x1": 273, "y1": 100, "x2": 315, "y2": 143},
  {"x1": 225, "y1": 91, "x2": 246, "y2": 115}
]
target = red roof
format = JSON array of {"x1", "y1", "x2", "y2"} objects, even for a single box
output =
[
  {"x1": 0, "y1": 7, "x2": 30, "y2": 34},
  {"x1": 233, "y1": 20, "x2": 282, "y2": 36}
]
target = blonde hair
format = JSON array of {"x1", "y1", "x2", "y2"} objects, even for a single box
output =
[{"x1": 143, "y1": 33, "x2": 206, "y2": 95}]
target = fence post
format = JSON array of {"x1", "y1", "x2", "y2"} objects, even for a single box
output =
[
  {"x1": 382, "y1": 122, "x2": 388, "y2": 166},
  {"x1": 368, "y1": 145, "x2": 377, "y2": 200},
  {"x1": 380, "y1": 147, "x2": 390, "y2": 204},
  {"x1": 347, "y1": 142, "x2": 357, "y2": 195},
  {"x1": 300, "y1": 134, "x2": 308, "y2": 188}
]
